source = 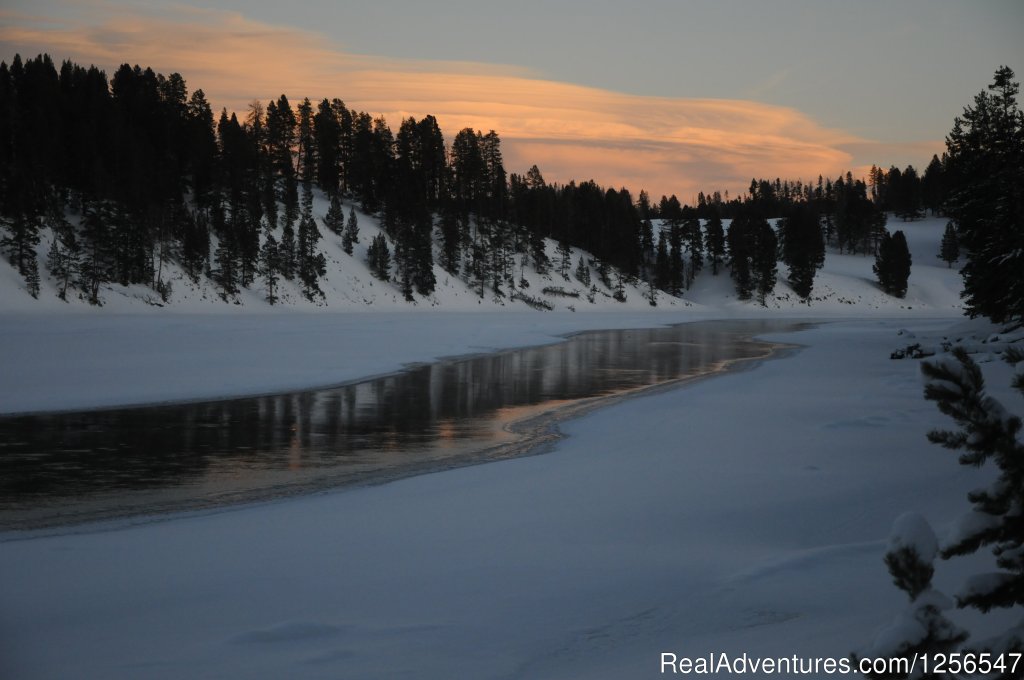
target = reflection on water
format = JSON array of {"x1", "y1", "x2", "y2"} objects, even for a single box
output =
[{"x1": 0, "y1": 320, "x2": 800, "y2": 529}]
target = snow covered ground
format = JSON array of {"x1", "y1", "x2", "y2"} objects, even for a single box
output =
[
  {"x1": 3, "y1": 213, "x2": 1021, "y2": 678},
  {"x1": 1, "y1": 317, "x2": 1019, "y2": 679}
]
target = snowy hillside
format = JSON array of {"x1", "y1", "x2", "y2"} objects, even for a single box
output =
[
  {"x1": 0, "y1": 194, "x2": 963, "y2": 317},
  {"x1": 0, "y1": 193, "x2": 684, "y2": 314}
]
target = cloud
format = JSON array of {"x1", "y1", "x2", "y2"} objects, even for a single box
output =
[{"x1": 0, "y1": 3, "x2": 878, "y2": 199}]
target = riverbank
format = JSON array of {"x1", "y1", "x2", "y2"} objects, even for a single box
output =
[{"x1": 1, "y1": 316, "x2": 1016, "y2": 679}]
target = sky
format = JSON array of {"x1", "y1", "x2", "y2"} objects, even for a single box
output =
[{"x1": 1, "y1": 0, "x2": 1021, "y2": 200}]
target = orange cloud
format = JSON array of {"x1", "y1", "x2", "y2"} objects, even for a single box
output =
[{"x1": 0, "y1": 3, "x2": 879, "y2": 199}]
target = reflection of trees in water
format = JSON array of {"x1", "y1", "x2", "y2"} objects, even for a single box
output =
[{"x1": 0, "y1": 321, "x2": 788, "y2": 516}]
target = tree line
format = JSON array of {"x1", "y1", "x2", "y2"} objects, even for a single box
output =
[{"x1": 0, "y1": 54, "x2": 1010, "y2": 313}]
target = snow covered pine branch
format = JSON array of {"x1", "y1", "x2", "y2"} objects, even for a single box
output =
[{"x1": 917, "y1": 346, "x2": 1023, "y2": 673}]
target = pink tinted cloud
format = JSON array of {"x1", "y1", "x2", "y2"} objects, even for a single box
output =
[{"x1": 0, "y1": 4, "x2": 886, "y2": 199}]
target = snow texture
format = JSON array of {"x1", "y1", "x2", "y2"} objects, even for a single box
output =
[{"x1": 889, "y1": 512, "x2": 939, "y2": 563}]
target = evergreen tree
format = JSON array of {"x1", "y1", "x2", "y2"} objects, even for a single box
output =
[
  {"x1": 726, "y1": 216, "x2": 754, "y2": 301},
  {"x1": 778, "y1": 204, "x2": 825, "y2": 300},
  {"x1": 682, "y1": 211, "x2": 703, "y2": 288},
  {"x1": 556, "y1": 240, "x2": 572, "y2": 280},
  {"x1": 751, "y1": 219, "x2": 778, "y2": 305},
  {"x1": 437, "y1": 209, "x2": 460, "y2": 275},
  {"x1": 342, "y1": 206, "x2": 360, "y2": 255},
  {"x1": 410, "y1": 213, "x2": 436, "y2": 296},
  {"x1": 654, "y1": 231, "x2": 670, "y2": 291},
  {"x1": 854, "y1": 513, "x2": 968, "y2": 679},
  {"x1": 366, "y1": 233, "x2": 391, "y2": 281},
  {"x1": 45, "y1": 210, "x2": 79, "y2": 301},
  {"x1": 0, "y1": 213, "x2": 41, "y2": 279},
  {"x1": 574, "y1": 255, "x2": 591, "y2": 287},
  {"x1": 23, "y1": 254, "x2": 40, "y2": 298},
  {"x1": 259, "y1": 232, "x2": 280, "y2": 305},
  {"x1": 323, "y1": 193, "x2": 345, "y2": 235},
  {"x1": 939, "y1": 222, "x2": 959, "y2": 268},
  {"x1": 704, "y1": 208, "x2": 726, "y2": 275},
  {"x1": 279, "y1": 219, "x2": 296, "y2": 280},
  {"x1": 921, "y1": 154, "x2": 946, "y2": 216},
  {"x1": 921, "y1": 347, "x2": 1024, "y2": 672},
  {"x1": 296, "y1": 208, "x2": 326, "y2": 302},
  {"x1": 874, "y1": 230, "x2": 912, "y2": 297},
  {"x1": 212, "y1": 229, "x2": 239, "y2": 300},
  {"x1": 944, "y1": 66, "x2": 1024, "y2": 323}
]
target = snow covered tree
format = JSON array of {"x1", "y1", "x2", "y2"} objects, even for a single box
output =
[
  {"x1": 938, "y1": 222, "x2": 959, "y2": 268},
  {"x1": 855, "y1": 513, "x2": 968, "y2": 679},
  {"x1": 944, "y1": 66, "x2": 1024, "y2": 323},
  {"x1": 921, "y1": 346, "x2": 1024, "y2": 671}
]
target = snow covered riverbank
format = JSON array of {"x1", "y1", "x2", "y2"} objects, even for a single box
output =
[{"x1": 1, "y1": 317, "x2": 1018, "y2": 679}]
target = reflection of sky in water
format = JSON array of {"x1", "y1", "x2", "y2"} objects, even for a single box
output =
[{"x1": 0, "y1": 320, "x2": 800, "y2": 529}]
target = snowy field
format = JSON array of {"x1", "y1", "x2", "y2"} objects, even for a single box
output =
[
  {"x1": 2, "y1": 215, "x2": 1021, "y2": 677},
  {"x1": 1, "y1": 317, "x2": 1020, "y2": 679}
]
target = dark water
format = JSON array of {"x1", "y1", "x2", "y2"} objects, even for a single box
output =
[{"x1": 0, "y1": 319, "x2": 800, "y2": 530}]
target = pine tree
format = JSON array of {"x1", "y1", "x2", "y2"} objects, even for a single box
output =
[
  {"x1": 556, "y1": 240, "x2": 572, "y2": 280},
  {"x1": 324, "y1": 193, "x2": 345, "y2": 235},
  {"x1": 45, "y1": 214, "x2": 79, "y2": 301},
  {"x1": 366, "y1": 233, "x2": 390, "y2": 281},
  {"x1": 667, "y1": 221, "x2": 684, "y2": 296},
  {"x1": 751, "y1": 219, "x2": 777, "y2": 305},
  {"x1": 682, "y1": 212, "x2": 703, "y2": 288},
  {"x1": 342, "y1": 206, "x2": 360, "y2": 255},
  {"x1": 296, "y1": 209, "x2": 326, "y2": 302},
  {"x1": 411, "y1": 213, "x2": 436, "y2": 296},
  {"x1": 574, "y1": 255, "x2": 591, "y2": 286},
  {"x1": 726, "y1": 216, "x2": 754, "y2": 301},
  {"x1": 1, "y1": 213, "x2": 41, "y2": 281},
  {"x1": 279, "y1": 219, "x2": 296, "y2": 279},
  {"x1": 945, "y1": 66, "x2": 1024, "y2": 323},
  {"x1": 212, "y1": 230, "x2": 239, "y2": 300},
  {"x1": 654, "y1": 231, "x2": 670, "y2": 291},
  {"x1": 938, "y1": 222, "x2": 959, "y2": 268},
  {"x1": 779, "y1": 204, "x2": 825, "y2": 300},
  {"x1": 260, "y1": 232, "x2": 279, "y2": 305},
  {"x1": 704, "y1": 209, "x2": 726, "y2": 276},
  {"x1": 438, "y1": 209, "x2": 460, "y2": 275},
  {"x1": 874, "y1": 230, "x2": 912, "y2": 297},
  {"x1": 921, "y1": 347, "x2": 1024, "y2": 672},
  {"x1": 854, "y1": 513, "x2": 968, "y2": 679},
  {"x1": 23, "y1": 253, "x2": 40, "y2": 298}
]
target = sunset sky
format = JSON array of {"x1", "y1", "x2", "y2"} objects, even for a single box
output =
[{"x1": 2, "y1": 0, "x2": 1021, "y2": 200}]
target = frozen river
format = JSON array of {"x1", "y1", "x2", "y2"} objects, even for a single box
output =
[{"x1": 0, "y1": 319, "x2": 800, "y2": 529}]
